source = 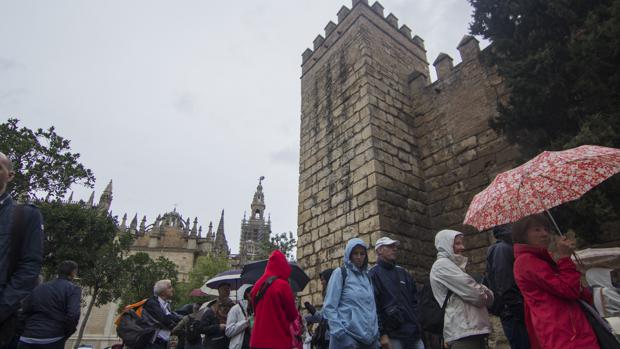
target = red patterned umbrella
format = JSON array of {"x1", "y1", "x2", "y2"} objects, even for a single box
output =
[{"x1": 464, "y1": 145, "x2": 620, "y2": 231}]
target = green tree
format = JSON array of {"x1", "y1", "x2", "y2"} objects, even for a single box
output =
[
  {"x1": 39, "y1": 201, "x2": 132, "y2": 348},
  {"x1": 0, "y1": 118, "x2": 95, "y2": 200},
  {"x1": 469, "y1": 0, "x2": 620, "y2": 242},
  {"x1": 115, "y1": 252, "x2": 178, "y2": 309},
  {"x1": 257, "y1": 232, "x2": 297, "y2": 261},
  {"x1": 174, "y1": 255, "x2": 230, "y2": 306}
]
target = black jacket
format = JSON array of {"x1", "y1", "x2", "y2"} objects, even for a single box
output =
[
  {"x1": 0, "y1": 194, "x2": 44, "y2": 323},
  {"x1": 200, "y1": 306, "x2": 229, "y2": 349},
  {"x1": 368, "y1": 259, "x2": 420, "y2": 339},
  {"x1": 486, "y1": 239, "x2": 523, "y2": 309},
  {"x1": 20, "y1": 277, "x2": 81, "y2": 339},
  {"x1": 142, "y1": 296, "x2": 180, "y2": 331}
]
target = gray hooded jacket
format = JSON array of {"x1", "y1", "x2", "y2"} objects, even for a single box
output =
[{"x1": 429, "y1": 230, "x2": 493, "y2": 343}]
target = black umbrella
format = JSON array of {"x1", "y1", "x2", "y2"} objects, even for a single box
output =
[{"x1": 240, "y1": 259, "x2": 310, "y2": 292}]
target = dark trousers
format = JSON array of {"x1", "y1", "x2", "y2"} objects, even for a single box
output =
[
  {"x1": 18, "y1": 339, "x2": 66, "y2": 349},
  {"x1": 500, "y1": 314, "x2": 530, "y2": 349}
]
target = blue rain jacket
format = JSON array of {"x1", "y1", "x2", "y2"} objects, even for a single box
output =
[{"x1": 323, "y1": 238, "x2": 379, "y2": 346}]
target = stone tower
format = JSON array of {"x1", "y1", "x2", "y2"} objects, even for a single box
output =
[
  {"x1": 97, "y1": 180, "x2": 113, "y2": 212},
  {"x1": 239, "y1": 177, "x2": 272, "y2": 262},
  {"x1": 297, "y1": 0, "x2": 519, "y2": 305}
]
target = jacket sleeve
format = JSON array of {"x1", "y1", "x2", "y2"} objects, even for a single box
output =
[
  {"x1": 64, "y1": 285, "x2": 82, "y2": 338},
  {"x1": 368, "y1": 268, "x2": 386, "y2": 336},
  {"x1": 171, "y1": 315, "x2": 189, "y2": 335},
  {"x1": 519, "y1": 256, "x2": 582, "y2": 300},
  {"x1": 322, "y1": 267, "x2": 346, "y2": 338},
  {"x1": 225, "y1": 305, "x2": 248, "y2": 338},
  {"x1": 278, "y1": 281, "x2": 299, "y2": 323},
  {"x1": 490, "y1": 243, "x2": 516, "y2": 301},
  {"x1": 0, "y1": 207, "x2": 43, "y2": 322},
  {"x1": 434, "y1": 260, "x2": 493, "y2": 307},
  {"x1": 143, "y1": 298, "x2": 178, "y2": 330}
]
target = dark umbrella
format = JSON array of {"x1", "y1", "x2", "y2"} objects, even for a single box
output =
[
  {"x1": 203, "y1": 269, "x2": 242, "y2": 291},
  {"x1": 240, "y1": 259, "x2": 310, "y2": 292}
]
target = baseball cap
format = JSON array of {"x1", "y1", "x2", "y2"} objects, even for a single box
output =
[{"x1": 375, "y1": 236, "x2": 400, "y2": 250}]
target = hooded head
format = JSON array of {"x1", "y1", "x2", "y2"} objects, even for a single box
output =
[
  {"x1": 237, "y1": 283, "x2": 253, "y2": 300},
  {"x1": 344, "y1": 238, "x2": 369, "y2": 272},
  {"x1": 435, "y1": 229, "x2": 467, "y2": 267},
  {"x1": 264, "y1": 249, "x2": 292, "y2": 280},
  {"x1": 493, "y1": 224, "x2": 512, "y2": 243}
]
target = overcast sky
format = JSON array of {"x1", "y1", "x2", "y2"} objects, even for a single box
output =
[{"x1": 0, "y1": 0, "x2": 486, "y2": 254}]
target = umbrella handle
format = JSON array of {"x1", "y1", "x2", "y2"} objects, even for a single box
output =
[{"x1": 545, "y1": 209, "x2": 586, "y2": 268}]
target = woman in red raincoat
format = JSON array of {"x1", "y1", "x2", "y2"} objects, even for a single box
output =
[
  {"x1": 250, "y1": 249, "x2": 299, "y2": 349},
  {"x1": 512, "y1": 214, "x2": 599, "y2": 349}
]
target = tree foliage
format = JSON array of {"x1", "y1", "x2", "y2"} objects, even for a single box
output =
[
  {"x1": 469, "y1": 0, "x2": 620, "y2": 242},
  {"x1": 115, "y1": 252, "x2": 178, "y2": 308},
  {"x1": 38, "y1": 200, "x2": 132, "y2": 348},
  {"x1": 257, "y1": 232, "x2": 297, "y2": 261},
  {"x1": 0, "y1": 118, "x2": 95, "y2": 201},
  {"x1": 174, "y1": 255, "x2": 230, "y2": 307}
]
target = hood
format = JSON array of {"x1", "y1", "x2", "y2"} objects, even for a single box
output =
[
  {"x1": 493, "y1": 224, "x2": 513, "y2": 243},
  {"x1": 434, "y1": 229, "x2": 467, "y2": 268},
  {"x1": 586, "y1": 268, "x2": 614, "y2": 289},
  {"x1": 344, "y1": 238, "x2": 369, "y2": 272},
  {"x1": 264, "y1": 249, "x2": 292, "y2": 280},
  {"x1": 237, "y1": 283, "x2": 253, "y2": 300}
]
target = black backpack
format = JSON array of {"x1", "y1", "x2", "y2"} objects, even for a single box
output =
[
  {"x1": 116, "y1": 310, "x2": 157, "y2": 348},
  {"x1": 419, "y1": 279, "x2": 452, "y2": 335},
  {"x1": 185, "y1": 316, "x2": 202, "y2": 344}
]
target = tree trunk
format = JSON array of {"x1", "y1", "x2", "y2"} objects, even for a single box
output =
[{"x1": 74, "y1": 286, "x2": 98, "y2": 349}]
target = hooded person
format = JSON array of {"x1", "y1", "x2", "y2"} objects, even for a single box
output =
[
  {"x1": 430, "y1": 230, "x2": 494, "y2": 348},
  {"x1": 322, "y1": 238, "x2": 379, "y2": 349},
  {"x1": 586, "y1": 268, "x2": 620, "y2": 318},
  {"x1": 226, "y1": 284, "x2": 253, "y2": 349},
  {"x1": 249, "y1": 250, "x2": 298, "y2": 349}
]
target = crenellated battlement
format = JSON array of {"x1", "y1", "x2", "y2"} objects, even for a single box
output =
[{"x1": 300, "y1": 0, "x2": 427, "y2": 75}]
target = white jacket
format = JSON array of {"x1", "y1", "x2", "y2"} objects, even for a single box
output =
[
  {"x1": 226, "y1": 302, "x2": 249, "y2": 349},
  {"x1": 430, "y1": 230, "x2": 494, "y2": 344}
]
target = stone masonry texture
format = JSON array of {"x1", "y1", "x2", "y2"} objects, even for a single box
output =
[{"x1": 297, "y1": 0, "x2": 520, "y2": 319}]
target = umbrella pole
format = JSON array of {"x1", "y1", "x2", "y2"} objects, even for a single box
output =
[{"x1": 545, "y1": 209, "x2": 564, "y2": 236}]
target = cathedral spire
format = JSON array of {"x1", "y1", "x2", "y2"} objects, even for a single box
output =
[
  {"x1": 119, "y1": 213, "x2": 128, "y2": 231},
  {"x1": 98, "y1": 180, "x2": 113, "y2": 212},
  {"x1": 251, "y1": 176, "x2": 266, "y2": 220},
  {"x1": 214, "y1": 210, "x2": 229, "y2": 255},
  {"x1": 206, "y1": 221, "x2": 214, "y2": 240},
  {"x1": 87, "y1": 191, "x2": 95, "y2": 206},
  {"x1": 190, "y1": 217, "x2": 198, "y2": 238}
]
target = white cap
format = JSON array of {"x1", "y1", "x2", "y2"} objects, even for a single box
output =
[{"x1": 375, "y1": 236, "x2": 400, "y2": 250}]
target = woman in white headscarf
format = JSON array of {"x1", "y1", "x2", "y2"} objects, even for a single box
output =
[
  {"x1": 430, "y1": 229, "x2": 494, "y2": 349},
  {"x1": 586, "y1": 268, "x2": 620, "y2": 317}
]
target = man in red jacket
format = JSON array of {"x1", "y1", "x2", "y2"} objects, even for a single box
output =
[{"x1": 250, "y1": 250, "x2": 298, "y2": 349}]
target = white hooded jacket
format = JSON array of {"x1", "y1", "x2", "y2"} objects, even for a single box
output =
[
  {"x1": 429, "y1": 230, "x2": 493, "y2": 343},
  {"x1": 226, "y1": 284, "x2": 253, "y2": 349}
]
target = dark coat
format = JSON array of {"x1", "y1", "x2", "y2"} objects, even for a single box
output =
[
  {"x1": 142, "y1": 296, "x2": 181, "y2": 331},
  {"x1": 0, "y1": 194, "x2": 44, "y2": 323},
  {"x1": 486, "y1": 239, "x2": 524, "y2": 313},
  {"x1": 20, "y1": 277, "x2": 81, "y2": 339},
  {"x1": 200, "y1": 306, "x2": 229, "y2": 349},
  {"x1": 368, "y1": 259, "x2": 420, "y2": 339}
]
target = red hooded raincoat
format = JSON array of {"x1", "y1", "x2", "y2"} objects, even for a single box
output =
[
  {"x1": 513, "y1": 244, "x2": 599, "y2": 349},
  {"x1": 250, "y1": 250, "x2": 298, "y2": 349}
]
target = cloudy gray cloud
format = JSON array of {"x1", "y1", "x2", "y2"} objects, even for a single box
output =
[{"x1": 0, "y1": 0, "x2": 484, "y2": 253}]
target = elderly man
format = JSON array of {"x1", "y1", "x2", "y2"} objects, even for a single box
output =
[
  {"x1": 0, "y1": 152, "x2": 44, "y2": 349},
  {"x1": 369, "y1": 237, "x2": 424, "y2": 349},
  {"x1": 142, "y1": 279, "x2": 182, "y2": 349}
]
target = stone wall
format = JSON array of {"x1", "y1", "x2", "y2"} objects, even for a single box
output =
[{"x1": 297, "y1": 0, "x2": 521, "y2": 307}]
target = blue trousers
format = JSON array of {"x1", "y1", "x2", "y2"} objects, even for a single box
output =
[{"x1": 500, "y1": 314, "x2": 530, "y2": 349}]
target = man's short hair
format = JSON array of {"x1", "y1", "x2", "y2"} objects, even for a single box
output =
[
  {"x1": 153, "y1": 279, "x2": 172, "y2": 296},
  {"x1": 512, "y1": 214, "x2": 552, "y2": 244},
  {"x1": 57, "y1": 260, "x2": 78, "y2": 278},
  {"x1": 0, "y1": 152, "x2": 13, "y2": 172}
]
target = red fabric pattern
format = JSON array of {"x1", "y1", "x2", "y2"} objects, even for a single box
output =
[
  {"x1": 464, "y1": 145, "x2": 620, "y2": 230},
  {"x1": 513, "y1": 244, "x2": 599, "y2": 349},
  {"x1": 250, "y1": 250, "x2": 299, "y2": 349}
]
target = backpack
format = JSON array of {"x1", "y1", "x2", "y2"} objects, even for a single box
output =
[
  {"x1": 419, "y1": 279, "x2": 452, "y2": 335},
  {"x1": 185, "y1": 316, "x2": 202, "y2": 344},
  {"x1": 115, "y1": 299, "x2": 155, "y2": 347}
]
